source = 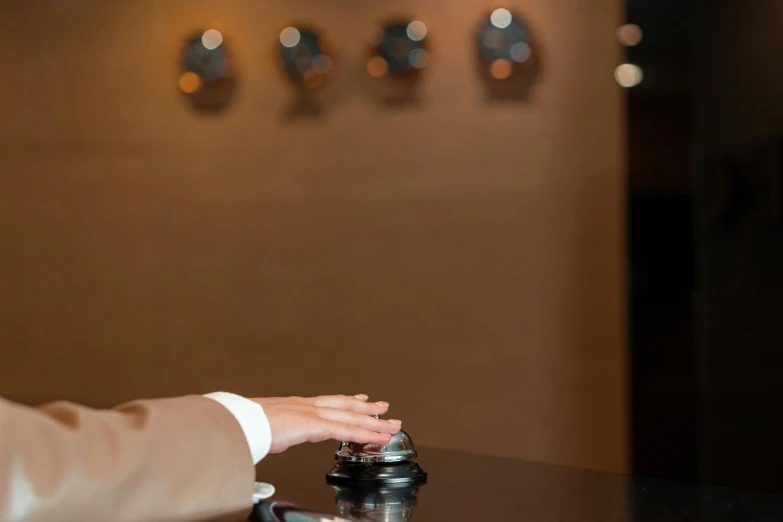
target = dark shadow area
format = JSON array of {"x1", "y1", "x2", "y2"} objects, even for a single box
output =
[
  {"x1": 360, "y1": 72, "x2": 427, "y2": 111},
  {"x1": 372, "y1": 90, "x2": 425, "y2": 110},
  {"x1": 630, "y1": 0, "x2": 783, "y2": 497},
  {"x1": 478, "y1": 58, "x2": 541, "y2": 105},
  {"x1": 698, "y1": 136, "x2": 783, "y2": 494},
  {"x1": 629, "y1": 193, "x2": 698, "y2": 483},
  {"x1": 281, "y1": 95, "x2": 326, "y2": 122},
  {"x1": 183, "y1": 78, "x2": 238, "y2": 113},
  {"x1": 626, "y1": 0, "x2": 699, "y2": 489}
]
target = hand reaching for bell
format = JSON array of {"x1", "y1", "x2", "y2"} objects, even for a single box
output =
[{"x1": 252, "y1": 394, "x2": 402, "y2": 454}]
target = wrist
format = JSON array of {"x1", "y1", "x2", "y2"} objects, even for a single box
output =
[{"x1": 204, "y1": 392, "x2": 272, "y2": 465}]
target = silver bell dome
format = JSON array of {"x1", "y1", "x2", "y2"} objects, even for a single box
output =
[{"x1": 335, "y1": 429, "x2": 418, "y2": 464}]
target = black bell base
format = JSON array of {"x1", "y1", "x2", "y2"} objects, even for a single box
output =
[{"x1": 326, "y1": 462, "x2": 427, "y2": 488}]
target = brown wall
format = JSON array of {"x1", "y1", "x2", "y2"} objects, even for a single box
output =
[{"x1": 0, "y1": 0, "x2": 627, "y2": 473}]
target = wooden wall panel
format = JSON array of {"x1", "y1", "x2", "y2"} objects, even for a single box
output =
[{"x1": 0, "y1": 0, "x2": 627, "y2": 473}]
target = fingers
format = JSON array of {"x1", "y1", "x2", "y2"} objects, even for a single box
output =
[
  {"x1": 311, "y1": 395, "x2": 390, "y2": 416},
  {"x1": 263, "y1": 398, "x2": 403, "y2": 454},
  {"x1": 253, "y1": 395, "x2": 393, "y2": 422},
  {"x1": 315, "y1": 421, "x2": 394, "y2": 446},
  {"x1": 314, "y1": 407, "x2": 401, "y2": 435}
]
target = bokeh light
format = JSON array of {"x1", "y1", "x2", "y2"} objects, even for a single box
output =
[
  {"x1": 489, "y1": 59, "x2": 513, "y2": 80},
  {"x1": 490, "y1": 8, "x2": 513, "y2": 29},
  {"x1": 366, "y1": 56, "x2": 389, "y2": 78},
  {"x1": 302, "y1": 70, "x2": 324, "y2": 90},
  {"x1": 280, "y1": 27, "x2": 301, "y2": 48},
  {"x1": 617, "y1": 24, "x2": 643, "y2": 47},
  {"x1": 178, "y1": 72, "x2": 202, "y2": 94},
  {"x1": 409, "y1": 48, "x2": 429, "y2": 69},
  {"x1": 615, "y1": 63, "x2": 643, "y2": 87},
  {"x1": 201, "y1": 29, "x2": 223, "y2": 50},
  {"x1": 406, "y1": 20, "x2": 428, "y2": 42},
  {"x1": 312, "y1": 54, "x2": 333, "y2": 74},
  {"x1": 509, "y1": 42, "x2": 531, "y2": 63}
]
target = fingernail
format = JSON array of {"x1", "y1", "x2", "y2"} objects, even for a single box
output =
[
  {"x1": 354, "y1": 394, "x2": 369, "y2": 401},
  {"x1": 388, "y1": 419, "x2": 402, "y2": 425},
  {"x1": 376, "y1": 401, "x2": 389, "y2": 408}
]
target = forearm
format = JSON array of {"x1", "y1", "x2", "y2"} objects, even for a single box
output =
[{"x1": 0, "y1": 396, "x2": 254, "y2": 522}]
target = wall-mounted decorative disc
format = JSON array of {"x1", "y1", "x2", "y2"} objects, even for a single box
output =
[
  {"x1": 178, "y1": 28, "x2": 236, "y2": 110},
  {"x1": 475, "y1": 8, "x2": 535, "y2": 81},
  {"x1": 277, "y1": 25, "x2": 336, "y2": 90},
  {"x1": 366, "y1": 18, "x2": 431, "y2": 81}
]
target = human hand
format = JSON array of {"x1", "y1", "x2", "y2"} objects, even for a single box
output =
[{"x1": 252, "y1": 394, "x2": 401, "y2": 454}]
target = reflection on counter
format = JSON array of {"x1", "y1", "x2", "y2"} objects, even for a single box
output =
[{"x1": 331, "y1": 483, "x2": 423, "y2": 522}]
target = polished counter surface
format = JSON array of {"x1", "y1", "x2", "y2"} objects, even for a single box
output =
[{"x1": 251, "y1": 443, "x2": 783, "y2": 522}]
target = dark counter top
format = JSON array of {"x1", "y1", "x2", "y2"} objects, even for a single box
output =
[{"x1": 251, "y1": 442, "x2": 783, "y2": 522}]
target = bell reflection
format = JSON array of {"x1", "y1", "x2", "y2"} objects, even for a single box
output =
[
  {"x1": 325, "y1": 421, "x2": 426, "y2": 522},
  {"x1": 330, "y1": 484, "x2": 423, "y2": 522},
  {"x1": 179, "y1": 28, "x2": 237, "y2": 111}
]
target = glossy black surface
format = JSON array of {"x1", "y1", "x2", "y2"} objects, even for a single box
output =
[
  {"x1": 326, "y1": 461, "x2": 427, "y2": 487},
  {"x1": 252, "y1": 442, "x2": 783, "y2": 521}
]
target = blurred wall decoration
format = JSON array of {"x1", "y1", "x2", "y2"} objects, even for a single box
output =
[
  {"x1": 0, "y1": 0, "x2": 627, "y2": 474},
  {"x1": 366, "y1": 18, "x2": 431, "y2": 80},
  {"x1": 276, "y1": 24, "x2": 336, "y2": 91},
  {"x1": 276, "y1": 23, "x2": 339, "y2": 120},
  {"x1": 179, "y1": 28, "x2": 237, "y2": 111},
  {"x1": 363, "y1": 16, "x2": 431, "y2": 107},
  {"x1": 474, "y1": 8, "x2": 540, "y2": 101}
]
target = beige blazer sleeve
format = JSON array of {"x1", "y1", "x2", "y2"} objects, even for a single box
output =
[{"x1": 0, "y1": 395, "x2": 255, "y2": 522}]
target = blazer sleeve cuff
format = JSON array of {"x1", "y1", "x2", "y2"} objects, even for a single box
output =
[{"x1": 204, "y1": 392, "x2": 272, "y2": 465}]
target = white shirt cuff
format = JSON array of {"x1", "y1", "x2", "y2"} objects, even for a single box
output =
[{"x1": 204, "y1": 392, "x2": 272, "y2": 465}]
